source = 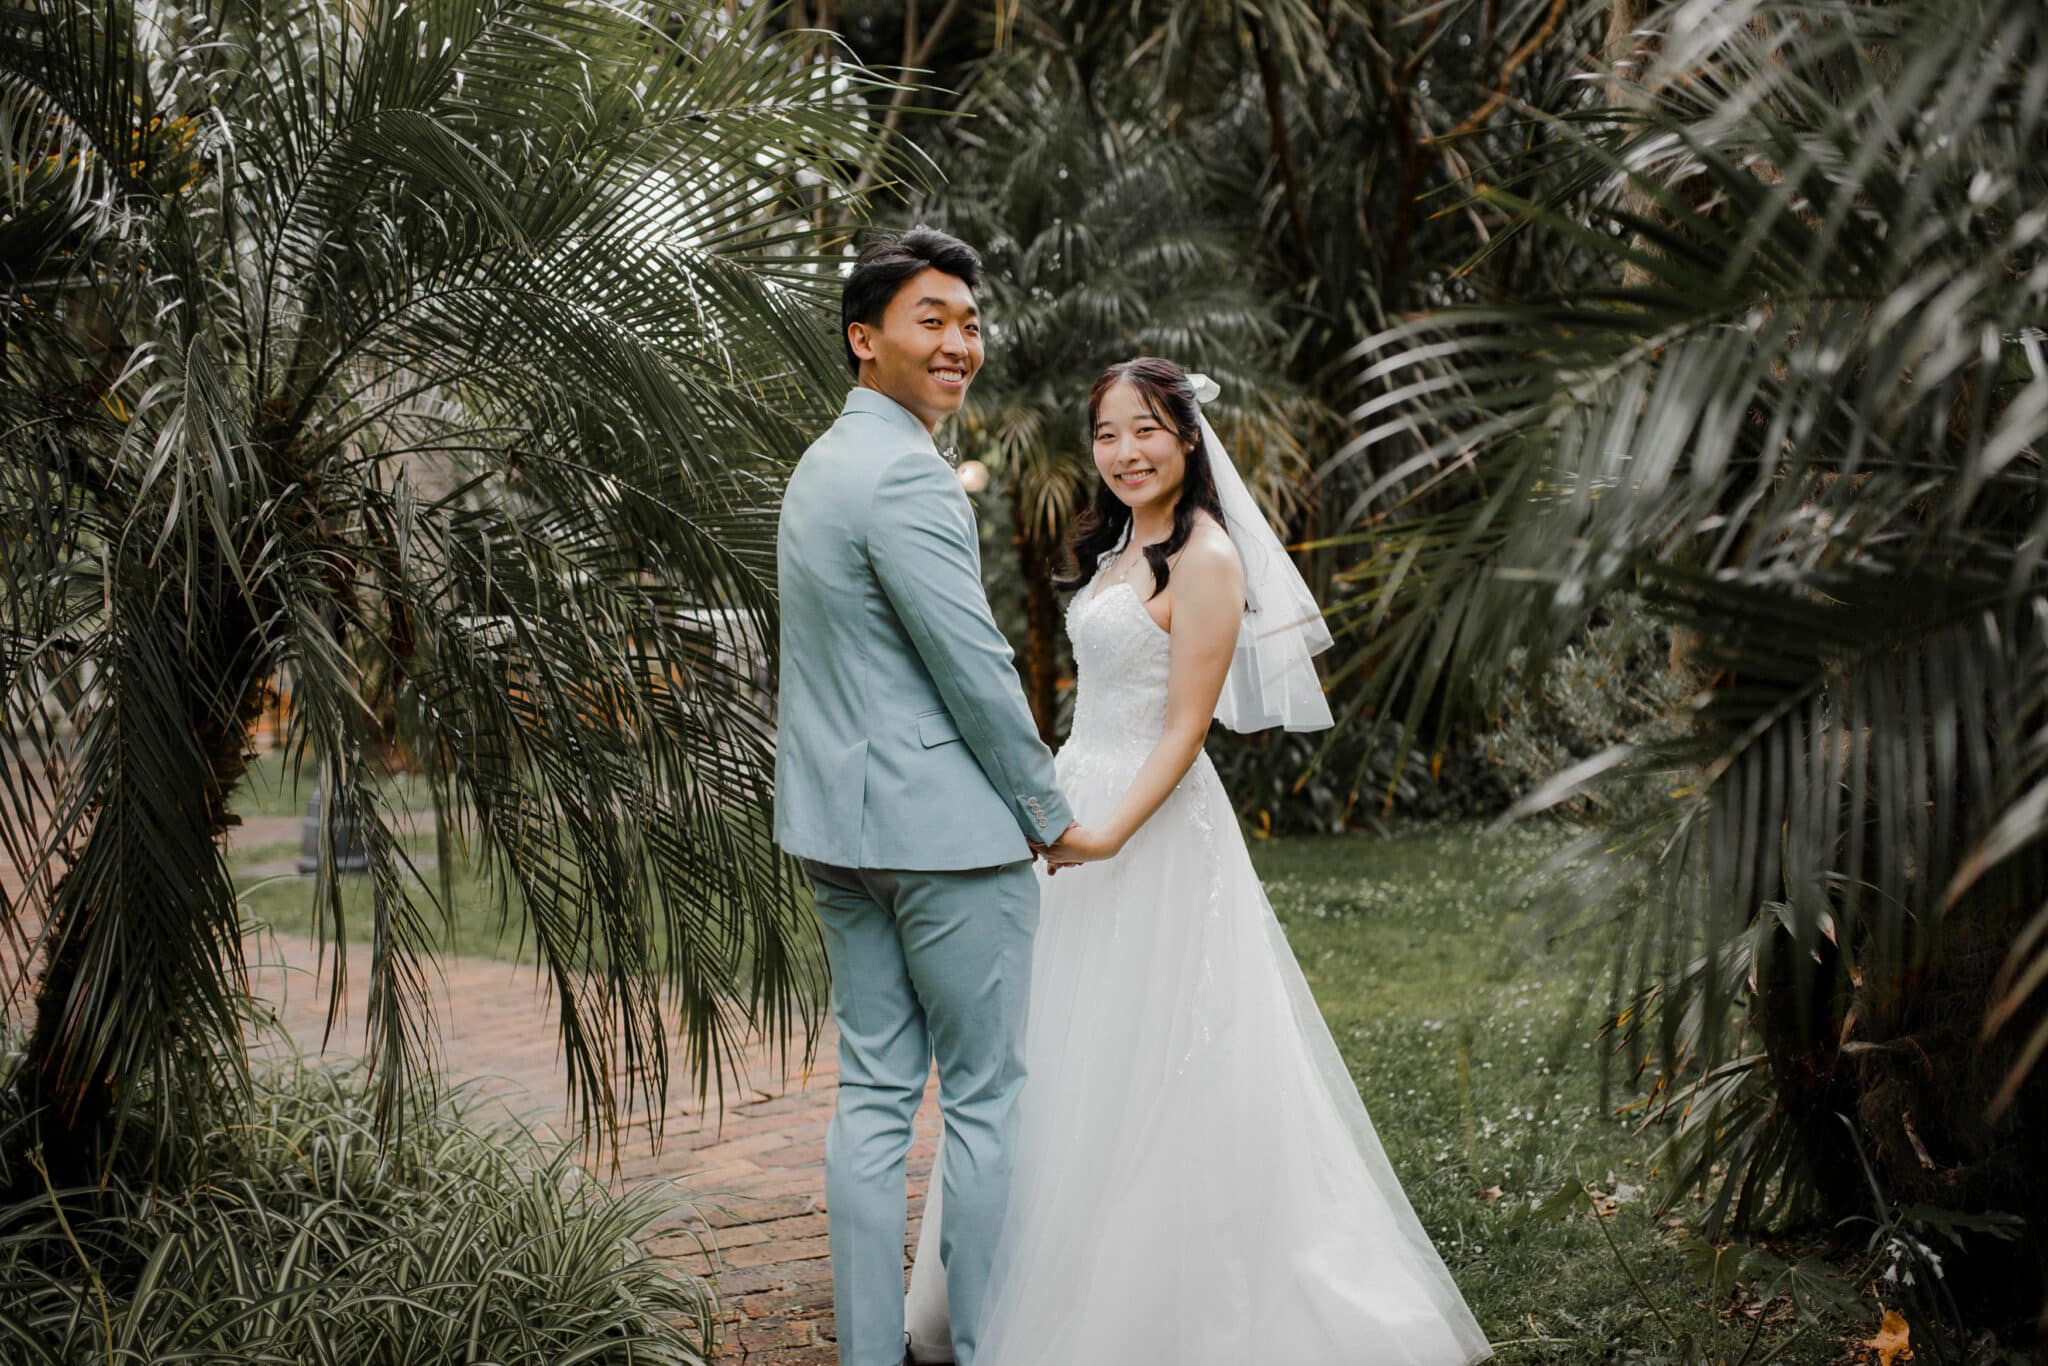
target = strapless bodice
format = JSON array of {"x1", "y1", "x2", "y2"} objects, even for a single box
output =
[{"x1": 1062, "y1": 579, "x2": 1173, "y2": 762}]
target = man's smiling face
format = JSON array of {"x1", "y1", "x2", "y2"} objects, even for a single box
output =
[{"x1": 848, "y1": 267, "x2": 984, "y2": 433}]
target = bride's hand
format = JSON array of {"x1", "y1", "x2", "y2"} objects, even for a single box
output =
[{"x1": 1041, "y1": 822, "x2": 1121, "y2": 874}]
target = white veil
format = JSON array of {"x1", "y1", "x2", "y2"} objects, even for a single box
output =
[{"x1": 1187, "y1": 374, "x2": 1335, "y2": 733}]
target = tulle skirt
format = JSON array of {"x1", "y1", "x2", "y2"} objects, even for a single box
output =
[{"x1": 905, "y1": 741, "x2": 1493, "y2": 1365}]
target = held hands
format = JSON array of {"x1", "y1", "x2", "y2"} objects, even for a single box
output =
[{"x1": 1030, "y1": 822, "x2": 1122, "y2": 875}]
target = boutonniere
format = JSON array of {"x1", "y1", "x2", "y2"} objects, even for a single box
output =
[{"x1": 938, "y1": 445, "x2": 961, "y2": 468}]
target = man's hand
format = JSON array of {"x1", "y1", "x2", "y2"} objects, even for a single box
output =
[
  {"x1": 1038, "y1": 822, "x2": 1120, "y2": 875},
  {"x1": 1027, "y1": 823, "x2": 1076, "y2": 868}
]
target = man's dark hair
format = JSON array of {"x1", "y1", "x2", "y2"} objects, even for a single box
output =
[{"x1": 840, "y1": 226, "x2": 983, "y2": 378}]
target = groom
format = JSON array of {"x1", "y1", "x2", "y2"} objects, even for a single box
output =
[{"x1": 774, "y1": 226, "x2": 1081, "y2": 1366}]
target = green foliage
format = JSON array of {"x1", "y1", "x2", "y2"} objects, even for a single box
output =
[
  {"x1": 1211, "y1": 598, "x2": 1686, "y2": 832},
  {"x1": 230, "y1": 749, "x2": 432, "y2": 822},
  {"x1": 1340, "y1": 0, "x2": 2048, "y2": 1334},
  {"x1": 810, "y1": 0, "x2": 1614, "y2": 789},
  {"x1": 0, "y1": 0, "x2": 902, "y2": 1162},
  {"x1": 927, "y1": 58, "x2": 1310, "y2": 536},
  {"x1": 1473, "y1": 600, "x2": 1691, "y2": 822},
  {"x1": 0, "y1": 1049, "x2": 715, "y2": 1364},
  {"x1": 892, "y1": 40, "x2": 1313, "y2": 733},
  {"x1": 1208, "y1": 726, "x2": 1388, "y2": 835}
]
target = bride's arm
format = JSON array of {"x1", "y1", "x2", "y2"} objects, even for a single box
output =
[{"x1": 1076, "y1": 529, "x2": 1245, "y2": 858}]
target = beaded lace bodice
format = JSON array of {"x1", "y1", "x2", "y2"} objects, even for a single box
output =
[
  {"x1": 1064, "y1": 579, "x2": 1173, "y2": 759},
  {"x1": 1053, "y1": 568, "x2": 1222, "y2": 828}
]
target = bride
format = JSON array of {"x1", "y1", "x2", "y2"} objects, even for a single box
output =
[{"x1": 902, "y1": 358, "x2": 1493, "y2": 1365}]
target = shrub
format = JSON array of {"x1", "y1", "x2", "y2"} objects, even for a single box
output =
[
  {"x1": 0, "y1": 1053, "x2": 714, "y2": 1364},
  {"x1": 1210, "y1": 598, "x2": 1686, "y2": 834},
  {"x1": 1471, "y1": 598, "x2": 1690, "y2": 822}
]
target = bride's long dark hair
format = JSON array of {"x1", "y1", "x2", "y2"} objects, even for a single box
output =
[{"x1": 1054, "y1": 357, "x2": 1227, "y2": 599}]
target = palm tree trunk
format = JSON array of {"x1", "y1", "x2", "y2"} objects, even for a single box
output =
[
  {"x1": 1249, "y1": 15, "x2": 1314, "y2": 279},
  {"x1": 15, "y1": 597, "x2": 270, "y2": 1182},
  {"x1": 17, "y1": 932, "x2": 114, "y2": 1172},
  {"x1": 1010, "y1": 492, "x2": 1060, "y2": 744}
]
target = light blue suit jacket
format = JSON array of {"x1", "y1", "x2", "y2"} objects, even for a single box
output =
[{"x1": 774, "y1": 388, "x2": 1072, "y2": 870}]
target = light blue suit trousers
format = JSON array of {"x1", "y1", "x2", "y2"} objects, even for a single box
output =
[{"x1": 775, "y1": 388, "x2": 1071, "y2": 1366}]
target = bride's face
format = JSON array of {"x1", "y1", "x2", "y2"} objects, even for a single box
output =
[{"x1": 1092, "y1": 381, "x2": 1191, "y2": 518}]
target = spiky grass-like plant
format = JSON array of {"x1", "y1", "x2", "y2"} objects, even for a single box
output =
[{"x1": 0, "y1": 1051, "x2": 717, "y2": 1363}]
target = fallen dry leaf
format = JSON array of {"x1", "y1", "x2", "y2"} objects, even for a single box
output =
[
  {"x1": 1478, "y1": 1185, "x2": 1504, "y2": 1203},
  {"x1": 1865, "y1": 1307, "x2": 1912, "y2": 1366}
]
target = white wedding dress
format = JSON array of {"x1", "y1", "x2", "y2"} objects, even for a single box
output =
[{"x1": 904, "y1": 576, "x2": 1493, "y2": 1365}]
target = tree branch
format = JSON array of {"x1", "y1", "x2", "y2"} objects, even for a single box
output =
[
  {"x1": 851, "y1": 0, "x2": 967, "y2": 199},
  {"x1": 1430, "y1": 0, "x2": 1568, "y2": 145},
  {"x1": 1249, "y1": 14, "x2": 1315, "y2": 278}
]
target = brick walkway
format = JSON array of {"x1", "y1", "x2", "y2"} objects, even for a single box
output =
[{"x1": 238, "y1": 835, "x2": 914, "y2": 1365}]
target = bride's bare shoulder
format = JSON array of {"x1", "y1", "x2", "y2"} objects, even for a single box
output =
[{"x1": 1174, "y1": 516, "x2": 1245, "y2": 594}]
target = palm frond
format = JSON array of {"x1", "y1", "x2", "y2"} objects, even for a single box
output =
[{"x1": 1336, "y1": 0, "x2": 2048, "y2": 1231}]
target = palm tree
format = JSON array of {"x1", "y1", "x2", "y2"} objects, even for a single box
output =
[
  {"x1": 0, "y1": 0, "x2": 905, "y2": 1173},
  {"x1": 1207, "y1": 0, "x2": 1610, "y2": 823},
  {"x1": 1341, "y1": 0, "x2": 2048, "y2": 1308},
  {"x1": 909, "y1": 58, "x2": 1309, "y2": 738}
]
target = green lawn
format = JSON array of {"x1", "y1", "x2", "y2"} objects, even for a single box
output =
[
  {"x1": 233, "y1": 748, "x2": 434, "y2": 820},
  {"x1": 232, "y1": 755, "x2": 527, "y2": 962},
  {"x1": 1253, "y1": 826, "x2": 1854, "y2": 1364},
  {"x1": 236, "y1": 840, "x2": 538, "y2": 963},
  {"x1": 232, "y1": 816, "x2": 1862, "y2": 1361}
]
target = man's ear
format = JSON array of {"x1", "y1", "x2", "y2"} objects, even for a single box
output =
[{"x1": 847, "y1": 320, "x2": 878, "y2": 364}]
